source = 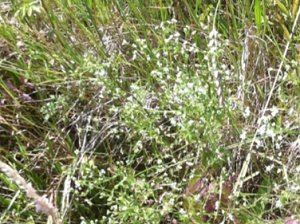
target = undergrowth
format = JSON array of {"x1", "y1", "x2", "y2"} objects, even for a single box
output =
[{"x1": 0, "y1": 0, "x2": 300, "y2": 223}]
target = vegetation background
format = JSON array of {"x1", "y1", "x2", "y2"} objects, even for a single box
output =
[{"x1": 0, "y1": 0, "x2": 300, "y2": 223}]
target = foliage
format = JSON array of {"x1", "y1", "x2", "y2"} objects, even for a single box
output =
[{"x1": 0, "y1": 0, "x2": 300, "y2": 223}]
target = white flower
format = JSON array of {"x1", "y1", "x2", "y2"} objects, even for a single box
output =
[
  {"x1": 95, "y1": 69, "x2": 107, "y2": 77},
  {"x1": 209, "y1": 28, "x2": 218, "y2": 39},
  {"x1": 258, "y1": 124, "x2": 267, "y2": 136},
  {"x1": 16, "y1": 40, "x2": 25, "y2": 48},
  {"x1": 227, "y1": 213, "x2": 234, "y2": 221},
  {"x1": 270, "y1": 106, "x2": 279, "y2": 117},
  {"x1": 179, "y1": 208, "x2": 186, "y2": 215},
  {"x1": 121, "y1": 39, "x2": 128, "y2": 45},
  {"x1": 170, "y1": 118, "x2": 177, "y2": 126},
  {"x1": 288, "y1": 107, "x2": 294, "y2": 115},
  {"x1": 266, "y1": 128, "x2": 275, "y2": 139},
  {"x1": 289, "y1": 184, "x2": 300, "y2": 193},
  {"x1": 132, "y1": 50, "x2": 138, "y2": 60},
  {"x1": 170, "y1": 18, "x2": 177, "y2": 24},
  {"x1": 173, "y1": 31, "x2": 180, "y2": 38},
  {"x1": 186, "y1": 161, "x2": 194, "y2": 166},
  {"x1": 165, "y1": 35, "x2": 173, "y2": 43},
  {"x1": 275, "y1": 199, "x2": 283, "y2": 208},
  {"x1": 187, "y1": 82, "x2": 194, "y2": 89},
  {"x1": 240, "y1": 130, "x2": 247, "y2": 140},
  {"x1": 243, "y1": 107, "x2": 251, "y2": 118},
  {"x1": 215, "y1": 200, "x2": 220, "y2": 210},
  {"x1": 170, "y1": 182, "x2": 177, "y2": 189},
  {"x1": 187, "y1": 120, "x2": 194, "y2": 126},
  {"x1": 266, "y1": 164, "x2": 274, "y2": 172}
]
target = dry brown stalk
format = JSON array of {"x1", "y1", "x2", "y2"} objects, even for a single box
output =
[{"x1": 0, "y1": 160, "x2": 61, "y2": 224}]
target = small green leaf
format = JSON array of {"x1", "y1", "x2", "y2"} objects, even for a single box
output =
[
  {"x1": 87, "y1": 0, "x2": 93, "y2": 9},
  {"x1": 275, "y1": 0, "x2": 290, "y2": 16},
  {"x1": 254, "y1": 0, "x2": 262, "y2": 30}
]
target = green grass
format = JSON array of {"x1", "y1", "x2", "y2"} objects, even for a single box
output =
[{"x1": 0, "y1": 0, "x2": 300, "y2": 223}]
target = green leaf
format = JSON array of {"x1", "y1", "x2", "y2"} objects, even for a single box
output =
[
  {"x1": 254, "y1": 0, "x2": 262, "y2": 30},
  {"x1": 275, "y1": 0, "x2": 289, "y2": 16},
  {"x1": 86, "y1": 0, "x2": 93, "y2": 8}
]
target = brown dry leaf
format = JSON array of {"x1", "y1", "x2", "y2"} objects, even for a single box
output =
[
  {"x1": 5, "y1": 79, "x2": 34, "y2": 102},
  {"x1": 285, "y1": 216, "x2": 300, "y2": 224},
  {"x1": 185, "y1": 173, "x2": 239, "y2": 223},
  {"x1": 296, "y1": 44, "x2": 300, "y2": 53},
  {"x1": 185, "y1": 175, "x2": 211, "y2": 197}
]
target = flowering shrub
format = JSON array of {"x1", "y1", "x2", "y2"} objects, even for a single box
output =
[{"x1": 0, "y1": 1, "x2": 300, "y2": 224}]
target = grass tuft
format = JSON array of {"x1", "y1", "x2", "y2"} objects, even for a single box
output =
[{"x1": 1, "y1": 0, "x2": 300, "y2": 223}]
